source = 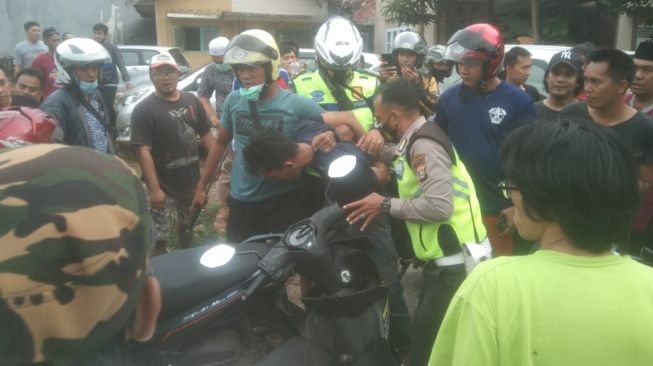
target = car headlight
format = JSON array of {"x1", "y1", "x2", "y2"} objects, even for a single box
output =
[{"x1": 122, "y1": 90, "x2": 147, "y2": 106}]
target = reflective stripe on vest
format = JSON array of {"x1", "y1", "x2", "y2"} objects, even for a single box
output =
[
  {"x1": 393, "y1": 148, "x2": 486, "y2": 260},
  {"x1": 294, "y1": 71, "x2": 378, "y2": 132}
]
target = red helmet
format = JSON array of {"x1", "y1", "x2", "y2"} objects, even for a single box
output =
[
  {"x1": 0, "y1": 107, "x2": 57, "y2": 148},
  {"x1": 444, "y1": 23, "x2": 505, "y2": 79}
]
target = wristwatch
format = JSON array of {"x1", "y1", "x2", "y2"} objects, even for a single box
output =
[{"x1": 380, "y1": 197, "x2": 392, "y2": 213}]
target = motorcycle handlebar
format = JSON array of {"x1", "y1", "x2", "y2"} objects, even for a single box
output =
[{"x1": 242, "y1": 271, "x2": 267, "y2": 301}]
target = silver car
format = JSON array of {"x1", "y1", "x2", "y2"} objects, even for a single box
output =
[
  {"x1": 116, "y1": 45, "x2": 191, "y2": 98},
  {"x1": 115, "y1": 64, "x2": 213, "y2": 148}
]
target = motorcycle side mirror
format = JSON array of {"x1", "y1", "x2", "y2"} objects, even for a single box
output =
[{"x1": 200, "y1": 244, "x2": 236, "y2": 268}]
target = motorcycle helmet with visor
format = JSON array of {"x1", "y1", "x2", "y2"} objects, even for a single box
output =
[
  {"x1": 392, "y1": 31, "x2": 428, "y2": 68},
  {"x1": 444, "y1": 23, "x2": 504, "y2": 80},
  {"x1": 224, "y1": 29, "x2": 280, "y2": 84},
  {"x1": 54, "y1": 38, "x2": 110, "y2": 86}
]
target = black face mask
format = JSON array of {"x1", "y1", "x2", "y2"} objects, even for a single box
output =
[
  {"x1": 379, "y1": 113, "x2": 399, "y2": 142},
  {"x1": 430, "y1": 66, "x2": 452, "y2": 82},
  {"x1": 330, "y1": 69, "x2": 353, "y2": 85}
]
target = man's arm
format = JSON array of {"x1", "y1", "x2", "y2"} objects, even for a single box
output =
[
  {"x1": 135, "y1": 145, "x2": 165, "y2": 209},
  {"x1": 191, "y1": 126, "x2": 232, "y2": 210},
  {"x1": 199, "y1": 96, "x2": 220, "y2": 127},
  {"x1": 197, "y1": 68, "x2": 220, "y2": 127},
  {"x1": 344, "y1": 138, "x2": 454, "y2": 230},
  {"x1": 388, "y1": 138, "x2": 454, "y2": 222},
  {"x1": 322, "y1": 111, "x2": 365, "y2": 140},
  {"x1": 13, "y1": 45, "x2": 22, "y2": 75},
  {"x1": 111, "y1": 43, "x2": 131, "y2": 83}
]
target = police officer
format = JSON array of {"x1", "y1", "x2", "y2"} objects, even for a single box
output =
[
  {"x1": 294, "y1": 17, "x2": 412, "y2": 356},
  {"x1": 344, "y1": 78, "x2": 487, "y2": 366},
  {"x1": 294, "y1": 17, "x2": 384, "y2": 150}
]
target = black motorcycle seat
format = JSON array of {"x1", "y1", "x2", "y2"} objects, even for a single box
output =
[{"x1": 153, "y1": 242, "x2": 271, "y2": 319}]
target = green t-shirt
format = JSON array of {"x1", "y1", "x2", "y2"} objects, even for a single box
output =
[
  {"x1": 221, "y1": 88, "x2": 324, "y2": 202},
  {"x1": 429, "y1": 250, "x2": 653, "y2": 366}
]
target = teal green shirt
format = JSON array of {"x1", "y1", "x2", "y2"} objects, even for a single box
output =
[
  {"x1": 221, "y1": 88, "x2": 324, "y2": 202},
  {"x1": 429, "y1": 250, "x2": 653, "y2": 366}
]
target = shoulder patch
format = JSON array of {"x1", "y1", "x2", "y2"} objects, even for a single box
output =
[
  {"x1": 412, "y1": 153, "x2": 427, "y2": 181},
  {"x1": 311, "y1": 90, "x2": 325, "y2": 103}
]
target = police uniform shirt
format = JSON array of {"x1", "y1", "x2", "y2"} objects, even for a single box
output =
[{"x1": 381, "y1": 117, "x2": 454, "y2": 222}]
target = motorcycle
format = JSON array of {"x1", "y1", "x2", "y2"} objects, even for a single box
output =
[
  {"x1": 128, "y1": 232, "x2": 298, "y2": 366},
  {"x1": 128, "y1": 154, "x2": 397, "y2": 365},
  {"x1": 255, "y1": 203, "x2": 398, "y2": 366}
]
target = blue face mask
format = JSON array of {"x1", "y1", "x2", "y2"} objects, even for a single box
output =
[
  {"x1": 239, "y1": 84, "x2": 264, "y2": 101},
  {"x1": 79, "y1": 80, "x2": 98, "y2": 94}
]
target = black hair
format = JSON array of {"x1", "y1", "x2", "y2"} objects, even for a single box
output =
[
  {"x1": 501, "y1": 119, "x2": 640, "y2": 253},
  {"x1": 587, "y1": 48, "x2": 635, "y2": 86},
  {"x1": 375, "y1": 78, "x2": 420, "y2": 113},
  {"x1": 24, "y1": 21, "x2": 39, "y2": 31},
  {"x1": 504, "y1": 46, "x2": 532, "y2": 67},
  {"x1": 572, "y1": 42, "x2": 596, "y2": 61},
  {"x1": 93, "y1": 23, "x2": 109, "y2": 34},
  {"x1": 243, "y1": 127, "x2": 299, "y2": 171},
  {"x1": 280, "y1": 40, "x2": 298, "y2": 56},
  {"x1": 15, "y1": 67, "x2": 45, "y2": 87},
  {"x1": 42, "y1": 26, "x2": 59, "y2": 40},
  {"x1": 543, "y1": 63, "x2": 584, "y2": 96}
]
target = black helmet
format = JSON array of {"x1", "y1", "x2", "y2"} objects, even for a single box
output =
[{"x1": 392, "y1": 31, "x2": 428, "y2": 68}]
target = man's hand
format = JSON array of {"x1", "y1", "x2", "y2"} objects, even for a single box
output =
[
  {"x1": 209, "y1": 114, "x2": 220, "y2": 128},
  {"x1": 401, "y1": 66, "x2": 420, "y2": 85},
  {"x1": 356, "y1": 129, "x2": 385, "y2": 156},
  {"x1": 378, "y1": 63, "x2": 398, "y2": 83},
  {"x1": 311, "y1": 130, "x2": 336, "y2": 153},
  {"x1": 343, "y1": 192, "x2": 385, "y2": 231},
  {"x1": 190, "y1": 189, "x2": 208, "y2": 213},
  {"x1": 149, "y1": 188, "x2": 166, "y2": 210},
  {"x1": 498, "y1": 207, "x2": 515, "y2": 236}
]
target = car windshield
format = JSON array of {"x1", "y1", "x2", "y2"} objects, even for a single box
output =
[{"x1": 168, "y1": 48, "x2": 190, "y2": 67}]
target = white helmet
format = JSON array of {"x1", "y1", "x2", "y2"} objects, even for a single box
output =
[
  {"x1": 54, "y1": 38, "x2": 110, "y2": 85},
  {"x1": 314, "y1": 17, "x2": 363, "y2": 70},
  {"x1": 208, "y1": 36, "x2": 230, "y2": 56}
]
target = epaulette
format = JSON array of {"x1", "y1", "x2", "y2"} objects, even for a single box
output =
[
  {"x1": 293, "y1": 69, "x2": 317, "y2": 82},
  {"x1": 355, "y1": 69, "x2": 380, "y2": 80}
]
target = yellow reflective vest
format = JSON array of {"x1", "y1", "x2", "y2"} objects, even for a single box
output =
[
  {"x1": 293, "y1": 70, "x2": 379, "y2": 132},
  {"x1": 393, "y1": 128, "x2": 486, "y2": 260}
]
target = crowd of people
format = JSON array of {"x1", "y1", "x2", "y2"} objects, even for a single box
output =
[{"x1": 1, "y1": 14, "x2": 653, "y2": 366}]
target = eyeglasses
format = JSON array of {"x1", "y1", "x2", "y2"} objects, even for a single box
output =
[
  {"x1": 151, "y1": 70, "x2": 179, "y2": 78},
  {"x1": 498, "y1": 180, "x2": 519, "y2": 199}
]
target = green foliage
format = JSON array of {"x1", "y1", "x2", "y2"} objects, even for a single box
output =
[
  {"x1": 598, "y1": 0, "x2": 653, "y2": 24},
  {"x1": 382, "y1": 0, "x2": 440, "y2": 26}
]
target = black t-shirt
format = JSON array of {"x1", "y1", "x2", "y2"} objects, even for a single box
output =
[
  {"x1": 562, "y1": 102, "x2": 653, "y2": 165},
  {"x1": 130, "y1": 91, "x2": 210, "y2": 195},
  {"x1": 534, "y1": 101, "x2": 561, "y2": 122},
  {"x1": 524, "y1": 84, "x2": 541, "y2": 102}
]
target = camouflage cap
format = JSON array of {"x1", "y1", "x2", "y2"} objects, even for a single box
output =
[{"x1": 0, "y1": 144, "x2": 154, "y2": 365}]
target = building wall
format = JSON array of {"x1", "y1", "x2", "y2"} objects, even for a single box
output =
[
  {"x1": 0, "y1": 0, "x2": 153, "y2": 57},
  {"x1": 154, "y1": 0, "x2": 328, "y2": 70},
  {"x1": 231, "y1": 0, "x2": 326, "y2": 17}
]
